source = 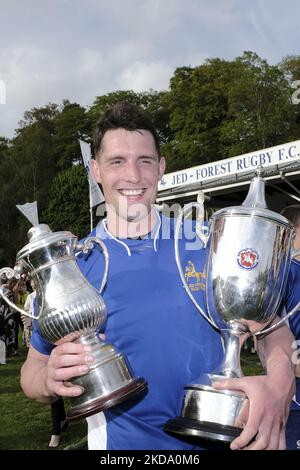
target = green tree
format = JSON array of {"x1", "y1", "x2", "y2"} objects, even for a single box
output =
[
  {"x1": 0, "y1": 138, "x2": 17, "y2": 265},
  {"x1": 279, "y1": 55, "x2": 300, "y2": 84},
  {"x1": 17, "y1": 103, "x2": 58, "y2": 131},
  {"x1": 135, "y1": 90, "x2": 173, "y2": 146},
  {"x1": 52, "y1": 100, "x2": 91, "y2": 171},
  {"x1": 219, "y1": 52, "x2": 295, "y2": 156},
  {"x1": 166, "y1": 60, "x2": 238, "y2": 170},
  {"x1": 165, "y1": 52, "x2": 297, "y2": 172},
  {"x1": 42, "y1": 165, "x2": 90, "y2": 238},
  {"x1": 7, "y1": 104, "x2": 59, "y2": 213},
  {"x1": 279, "y1": 55, "x2": 300, "y2": 140},
  {"x1": 0, "y1": 104, "x2": 60, "y2": 264}
]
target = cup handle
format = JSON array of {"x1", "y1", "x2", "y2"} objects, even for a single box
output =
[
  {"x1": 255, "y1": 300, "x2": 300, "y2": 337},
  {"x1": 174, "y1": 201, "x2": 217, "y2": 330},
  {"x1": 195, "y1": 191, "x2": 209, "y2": 248},
  {"x1": 0, "y1": 266, "x2": 40, "y2": 320},
  {"x1": 76, "y1": 236, "x2": 109, "y2": 294}
]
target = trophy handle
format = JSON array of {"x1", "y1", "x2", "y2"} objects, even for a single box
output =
[
  {"x1": 195, "y1": 191, "x2": 209, "y2": 248},
  {"x1": 0, "y1": 266, "x2": 41, "y2": 320},
  {"x1": 175, "y1": 201, "x2": 217, "y2": 330},
  {"x1": 76, "y1": 236, "x2": 109, "y2": 294},
  {"x1": 255, "y1": 300, "x2": 300, "y2": 337}
]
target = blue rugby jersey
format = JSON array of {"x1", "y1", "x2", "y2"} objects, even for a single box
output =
[
  {"x1": 280, "y1": 258, "x2": 300, "y2": 450},
  {"x1": 282, "y1": 258, "x2": 300, "y2": 412},
  {"x1": 31, "y1": 213, "x2": 223, "y2": 450}
]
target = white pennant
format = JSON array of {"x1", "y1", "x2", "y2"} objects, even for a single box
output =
[
  {"x1": 16, "y1": 201, "x2": 39, "y2": 226},
  {"x1": 79, "y1": 140, "x2": 104, "y2": 208}
]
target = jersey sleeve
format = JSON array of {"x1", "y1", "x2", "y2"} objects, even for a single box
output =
[
  {"x1": 282, "y1": 260, "x2": 300, "y2": 338},
  {"x1": 30, "y1": 321, "x2": 54, "y2": 355}
]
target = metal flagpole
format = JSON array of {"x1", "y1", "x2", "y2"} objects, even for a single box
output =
[{"x1": 90, "y1": 206, "x2": 93, "y2": 233}]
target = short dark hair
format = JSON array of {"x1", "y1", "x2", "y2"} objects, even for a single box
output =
[
  {"x1": 281, "y1": 205, "x2": 300, "y2": 226},
  {"x1": 93, "y1": 102, "x2": 161, "y2": 159}
]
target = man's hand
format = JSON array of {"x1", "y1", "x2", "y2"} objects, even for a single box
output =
[
  {"x1": 20, "y1": 342, "x2": 94, "y2": 403},
  {"x1": 213, "y1": 372, "x2": 295, "y2": 450},
  {"x1": 43, "y1": 342, "x2": 94, "y2": 398}
]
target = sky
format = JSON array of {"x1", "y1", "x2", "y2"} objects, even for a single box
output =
[{"x1": 0, "y1": 0, "x2": 299, "y2": 138}]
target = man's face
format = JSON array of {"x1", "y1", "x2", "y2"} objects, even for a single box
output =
[{"x1": 91, "y1": 129, "x2": 165, "y2": 223}]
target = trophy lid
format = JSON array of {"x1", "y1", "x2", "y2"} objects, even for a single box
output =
[
  {"x1": 16, "y1": 224, "x2": 77, "y2": 261},
  {"x1": 211, "y1": 174, "x2": 293, "y2": 228}
]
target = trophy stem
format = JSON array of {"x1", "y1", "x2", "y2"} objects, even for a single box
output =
[
  {"x1": 66, "y1": 332, "x2": 147, "y2": 421},
  {"x1": 218, "y1": 324, "x2": 246, "y2": 379}
]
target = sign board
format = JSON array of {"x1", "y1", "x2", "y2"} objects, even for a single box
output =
[{"x1": 158, "y1": 140, "x2": 300, "y2": 192}]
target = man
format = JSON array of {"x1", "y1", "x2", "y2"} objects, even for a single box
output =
[
  {"x1": 21, "y1": 102, "x2": 296, "y2": 450},
  {"x1": 280, "y1": 205, "x2": 300, "y2": 450}
]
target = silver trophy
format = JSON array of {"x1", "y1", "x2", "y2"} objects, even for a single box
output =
[
  {"x1": 0, "y1": 223, "x2": 146, "y2": 421},
  {"x1": 164, "y1": 173, "x2": 300, "y2": 443}
]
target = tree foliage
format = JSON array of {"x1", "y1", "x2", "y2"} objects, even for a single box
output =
[
  {"x1": 52, "y1": 100, "x2": 91, "y2": 171},
  {"x1": 219, "y1": 52, "x2": 295, "y2": 156},
  {"x1": 41, "y1": 165, "x2": 90, "y2": 238}
]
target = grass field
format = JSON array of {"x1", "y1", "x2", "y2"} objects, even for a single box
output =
[
  {"x1": 0, "y1": 345, "x2": 87, "y2": 450},
  {"x1": 0, "y1": 344, "x2": 263, "y2": 450}
]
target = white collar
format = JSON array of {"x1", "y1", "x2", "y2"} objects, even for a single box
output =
[{"x1": 97, "y1": 211, "x2": 162, "y2": 257}]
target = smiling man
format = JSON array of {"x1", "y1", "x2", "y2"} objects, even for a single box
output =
[{"x1": 20, "y1": 102, "x2": 297, "y2": 451}]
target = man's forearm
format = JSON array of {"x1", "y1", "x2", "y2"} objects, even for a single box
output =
[{"x1": 257, "y1": 319, "x2": 296, "y2": 388}]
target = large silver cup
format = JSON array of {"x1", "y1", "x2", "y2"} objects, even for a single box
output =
[
  {"x1": 165, "y1": 175, "x2": 300, "y2": 443},
  {"x1": 0, "y1": 224, "x2": 146, "y2": 421}
]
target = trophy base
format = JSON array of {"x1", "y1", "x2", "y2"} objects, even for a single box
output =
[
  {"x1": 164, "y1": 381, "x2": 245, "y2": 443},
  {"x1": 164, "y1": 417, "x2": 241, "y2": 443},
  {"x1": 67, "y1": 377, "x2": 146, "y2": 422},
  {"x1": 66, "y1": 335, "x2": 147, "y2": 421}
]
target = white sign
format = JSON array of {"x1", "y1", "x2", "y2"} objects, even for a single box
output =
[
  {"x1": 0, "y1": 80, "x2": 6, "y2": 104},
  {"x1": 158, "y1": 140, "x2": 300, "y2": 192}
]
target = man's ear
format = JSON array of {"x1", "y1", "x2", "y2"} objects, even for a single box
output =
[
  {"x1": 90, "y1": 159, "x2": 102, "y2": 184},
  {"x1": 159, "y1": 156, "x2": 166, "y2": 180}
]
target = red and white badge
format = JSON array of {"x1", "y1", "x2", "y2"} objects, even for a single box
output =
[{"x1": 237, "y1": 248, "x2": 259, "y2": 270}]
